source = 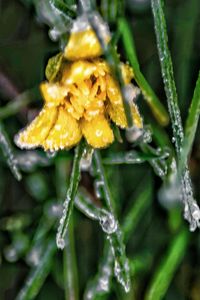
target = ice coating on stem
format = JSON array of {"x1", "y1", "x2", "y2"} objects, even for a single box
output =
[
  {"x1": 56, "y1": 143, "x2": 84, "y2": 249},
  {"x1": 84, "y1": 244, "x2": 113, "y2": 299},
  {"x1": 93, "y1": 151, "x2": 131, "y2": 292},
  {"x1": 99, "y1": 210, "x2": 118, "y2": 234},
  {"x1": 182, "y1": 169, "x2": 200, "y2": 231},
  {"x1": 151, "y1": 0, "x2": 200, "y2": 231},
  {"x1": 75, "y1": 190, "x2": 118, "y2": 235},
  {"x1": 80, "y1": 147, "x2": 94, "y2": 171},
  {"x1": 0, "y1": 123, "x2": 21, "y2": 180}
]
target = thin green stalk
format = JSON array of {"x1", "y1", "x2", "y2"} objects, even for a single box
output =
[
  {"x1": 151, "y1": 0, "x2": 200, "y2": 230},
  {"x1": 55, "y1": 157, "x2": 79, "y2": 300},
  {"x1": 93, "y1": 150, "x2": 116, "y2": 213},
  {"x1": 123, "y1": 176, "x2": 152, "y2": 241},
  {"x1": 118, "y1": 17, "x2": 169, "y2": 126},
  {"x1": 50, "y1": 0, "x2": 77, "y2": 18},
  {"x1": 93, "y1": 150, "x2": 130, "y2": 292},
  {"x1": 64, "y1": 219, "x2": 79, "y2": 300},
  {"x1": 56, "y1": 140, "x2": 85, "y2": 249},
  {"x1": 0, "y1": 121, "x2": 21, "y2": 180},
  {"x1": 151, "y1": 0, "x2": 183, "y2": 153},
  {"x1": 180, "y1": 71, "x2": 200, "y2": 169},
  {"x1": 172, "y1": 0, "x2": 200, "y2": 110},
  {"x1": 145, "y1": 229, "x2": 189, "y2": 300},
  {"x1": 0, "y1": 88, "x2": 38, "y2": 120},
  {"x1": 84, "y1": 240, "x2": 113, "y2": 300},
  {"x1": 16, "y1": 238, "x2": 57, "y2": 300},
  {"x1": 83, "y1": 174, "x2": 152, "y2": 298}
]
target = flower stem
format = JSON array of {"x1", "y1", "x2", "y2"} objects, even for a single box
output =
[{"x1": 56, "y1": 140, "x2": 85, "y2": 249}]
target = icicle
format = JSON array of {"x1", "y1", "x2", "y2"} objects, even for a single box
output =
[
  {"x1": 80, "y1": 147, "x2": 94, "y2": 171},
  {"x1": 84, "y1": 243, "x2": 113, "y2": 300},
  {"x1": 182, "y1": 169, "x2": 200, "y2": 231}
]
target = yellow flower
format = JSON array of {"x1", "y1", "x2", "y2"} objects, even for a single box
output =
[{"x1": 15, "y1": 27, "x2": 143, "y2": 151}]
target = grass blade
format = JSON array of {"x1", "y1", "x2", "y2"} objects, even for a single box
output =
[
  {"x1": 56, "y1": 141, "x2": 85, "y2": 249},
  {"x1": 180, "y1": 71, "x2": 200, "y2": 169},
  {"x1": 118, "y1": 18, "x2": 169, "y2": 126},
  {"x1": 93, "y1": 150, "x2": 130, "y2": 292},
  {"x1": 16, "y1": 238, "x2": 56, "y2": 300},
  {"x1": 151, "y1": 0, "x2": 200, "y2": 230},
  {"x1": 63, "y1": 219, "x2": 79, "y2": 300},
  {"x1": 145, "y1": 229, "x2": 189, "y2": 300},
  {"x1": 0, "y1": 88, "x2": 39, "y2": 120},
  {"x1": 151, "y1": 0, "x2": 183, "y2": 153},
  {"x1": 172, "y1": 0, "x2": 200, "y2": 111},
  {"x1": 0, "y1": 122, "x2": 21, "y2": 180}
]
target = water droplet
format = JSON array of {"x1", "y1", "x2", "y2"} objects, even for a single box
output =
[
  {"x1": 80, "y1": 148, "x2": 94, "y2": 171},
  {"x1": 99, "y1": 210, "x2": 118, "y2": 234},
  {"x1": 142, "y1": 127, "x2": 152, "y2": 143},
  {"x1": 4, "y1": 246, "x2": 18, "y2": 262},
  {"x1": 94, "y1": 180, "x2": 104, "y2": 199},
  {"x1": 46, "y1": 151, "x2": 57, "y2": 158},
  {"x1": 26, "y1": 246, "x2": 42, "y2": 266},
  {"x1": 56, "y1": 236, "x2": 65, "y2": 249}
]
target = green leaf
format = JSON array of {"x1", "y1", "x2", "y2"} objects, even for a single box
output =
[
  {"x1": 180, "y1": 71, "x2": 200, "y2": 170},
  {"x1": 16, "y1": 238, "x2": 56, "y2": 300},
  {"x1": 0, "y1": 122, "x2": 21, "y2": 180},
  {"x1": 45, "y1": 53, "x2": 64, "y2": 82},
  {"x1": 118, "y1": 17, "x2": 169, "y2": 126},
  {"x1": 151, "y1": 0, "x2": 200, "y2": 231},
  {"x1": 145, "y1": 229, "x2": 189, "y2": 300},
  {"x1": 56, "y1": 141, "x2": 85, "y2": 249}
]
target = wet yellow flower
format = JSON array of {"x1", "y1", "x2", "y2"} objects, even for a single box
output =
[{"x1": 15, "y1": 27, "x2": 143, "y2": 151}]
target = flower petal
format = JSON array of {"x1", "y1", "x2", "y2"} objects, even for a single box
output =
[
  {"x1": 81, "y1": 114, "x2": 114, "y2": 148},
  {"x1": 40, "y1": 82, "x2": 67, "y2": 107},
  {"x1": 64, "y1": 29, "x2": 105, "y2": 60},
  {"x1": 62, "y1": 61, "x2": 97, "y2": 85},
  {"x1": 106, "y1": 75, "x2": 122, "y2": 105},
  {"x1": 42, "y1": 107, "x2": 82, "y2": 151},
  {"x1": 15, "y1": 106, "x2": 58, "y2": 149},
  {"x1": 108, "y1": 102, "x2": 143, "y2": 129},
  {"x1": 120, "y1": 63, "x2": 134, "y2": 84}
]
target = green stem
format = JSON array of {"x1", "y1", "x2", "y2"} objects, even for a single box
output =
[
  {"x1": 180, "y1": 71, "x2": 200, "y2": 170},
  {"x1": 151, "y1": 0, "x2": 200, "y2": 230},
  {"x1": 145, "y1": 229, "x2": 189, "y2": 300},
  {"x1": 118, "y1": 17, "x2": 169, "y2": 126},
  {"x1": 0, "y1": 121, "x2": 21, "y2": 180},
  {"x1": 93, "y1": 150, "x2": 130, "y2": 292},
  {"x1": 151, "y1": 0, "x2": 183, "y2": 154},
  {"x1": 0, "y1": 88, "x2": 38, "y2": 120},
  {"x1": 16, "y1": 238, "x2": 56, "y2": 300},
  {"x1": 63, "y1": 219, "x2": 79, "y2": 300},
  {"x1": 56, "y1": 140, "x2": 85, "y2": 249}
]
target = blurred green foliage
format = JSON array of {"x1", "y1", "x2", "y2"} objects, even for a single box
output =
[{"x1": 0, "y1": 0, "x2": 200, "y2": 299}]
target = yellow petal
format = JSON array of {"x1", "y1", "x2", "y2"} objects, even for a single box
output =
[
  {"x1": 42, "y1": 107, "x2": 82, "y2": 151},
  {"x1": 61, "y1": 61, "x2": 97, "y2": 85},
  {"x1": 106, "y1": 74, "x2": 122, "y2": 105},
  {"x1": 120, "y1": 63, "x2": 134, "y2": 84},
  {"x1": 108, "y1": 102, "x2": 143, "y2": 129},
  {"x1": 64, "y1": 29, "x2": 107, "y2": 60},
  {"x1": 93, "y1": 59, "x2": 110, "y2": 76},
  {"x1": 81, "y1": 114, "x2": 114, "y2": 148},
  {"x1": 15, "y1": 106, "x2": 58, "y2": 149},
  {"x1": 40, "y1": 82, "x2": 67, "y2": 107}
]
